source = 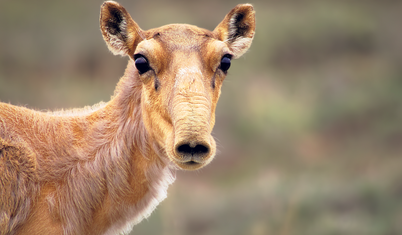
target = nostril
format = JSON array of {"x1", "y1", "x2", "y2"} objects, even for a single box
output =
[{"x1": 176, "y1": 143, "x2": 209, "y2": 157}]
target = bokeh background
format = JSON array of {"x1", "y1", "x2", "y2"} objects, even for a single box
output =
[{"x1": 1, "y1": 0, "x2": 402, "y2": 234}]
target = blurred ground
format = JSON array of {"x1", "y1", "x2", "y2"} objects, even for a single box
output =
[{"x1": 1, "y1": 0, "x2": 402, "y2": 234}]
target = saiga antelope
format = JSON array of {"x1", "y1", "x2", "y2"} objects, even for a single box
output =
[{"x1": 0, "y1": 1, "x2": 255, "y2": 234}]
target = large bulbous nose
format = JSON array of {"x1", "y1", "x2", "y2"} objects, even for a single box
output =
[
  {"x1": 168, "y1": 64, "x2": 216, "y2": 169},
  {"x1": 175, "y1": 140, "x2": 211, "y2": 164},
  {"x1": 171, "y1": 136, "x2": 215, "y2": 169}
]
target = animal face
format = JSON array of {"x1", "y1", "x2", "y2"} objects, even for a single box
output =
[{"x1": 100, "y1": 1, "x2": 255, "y2": 170}]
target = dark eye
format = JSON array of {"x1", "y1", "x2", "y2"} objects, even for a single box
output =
[
  {"x1": 219, "y1": 55, "x2": 232, "y2": 72},
  {"x1": 134, "y1": 54, "x2": 151, "y2": 74}
]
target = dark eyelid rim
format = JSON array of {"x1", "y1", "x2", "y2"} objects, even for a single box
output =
[
  {"x1": 219, "y1": 53, "x2": 232, "y2": 73},
  {"x1": 134, "y1": 53, "x2": 154, "y2": 75},
  {"x1": 222, "y1": 53, "x2": 233, "y2": 60},
  {"x1": 134, "y1": 53, "x2": 148, "y2": 61}
]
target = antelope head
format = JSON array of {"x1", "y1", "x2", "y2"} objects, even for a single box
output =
[{"x1": 100, "y1": 1, "x2": 255, "y2": 170}]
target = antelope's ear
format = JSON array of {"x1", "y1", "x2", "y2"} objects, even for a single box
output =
[
  {"x1": 213, "y1": 4, "x2": 255, "y2": 59},
  {"x1": 100, "y1": 1, "x2": 144, "y2": 56}
]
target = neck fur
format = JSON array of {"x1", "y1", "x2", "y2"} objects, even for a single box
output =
[{"x1": 39, "y1": 60, "x2": 176, "y2": 235}]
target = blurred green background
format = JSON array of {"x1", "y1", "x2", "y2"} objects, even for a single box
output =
[{"x1": 1, "y1": 0, "x2": 402, "y2": 234}]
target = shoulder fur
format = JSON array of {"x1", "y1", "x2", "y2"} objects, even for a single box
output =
[{"x1": 0, "y1": 138, "x2": 40, "y2": 234}]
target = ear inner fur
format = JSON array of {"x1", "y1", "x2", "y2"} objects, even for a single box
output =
[
  {"x1": 213, "y1": 4, "x2": 256, "y2": 58},
  {"x1": 100, "y1": 1, "x2": 144, "y2": 56}
]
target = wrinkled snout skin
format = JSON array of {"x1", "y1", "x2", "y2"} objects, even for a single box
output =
[
  {"x1": 168, "y1": 59, "x2": 216, "y2": 169},
  {"x1": 139, "y1": 32, "x2": 225, "y2": 170}
]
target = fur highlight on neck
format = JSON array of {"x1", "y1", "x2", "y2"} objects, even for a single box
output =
[{"x1": 0, "y1": 61, "x2": 176, "y2": 235}]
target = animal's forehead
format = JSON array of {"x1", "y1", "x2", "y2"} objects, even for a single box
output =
[{"x1": 146, "y1": 24, "x2": 214, "y2": 50}]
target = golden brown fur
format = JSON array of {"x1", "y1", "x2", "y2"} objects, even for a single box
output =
[{"x1": 0, "y1": 1, "x2": 255, "y2": 234}]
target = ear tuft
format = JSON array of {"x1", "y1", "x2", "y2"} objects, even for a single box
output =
[
  {"x1": 214, "y1": 4, "x2": 256, "y2": 58},
  {"x1": 100, "y1": 1, "x2": 143, "y2": 56}
]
